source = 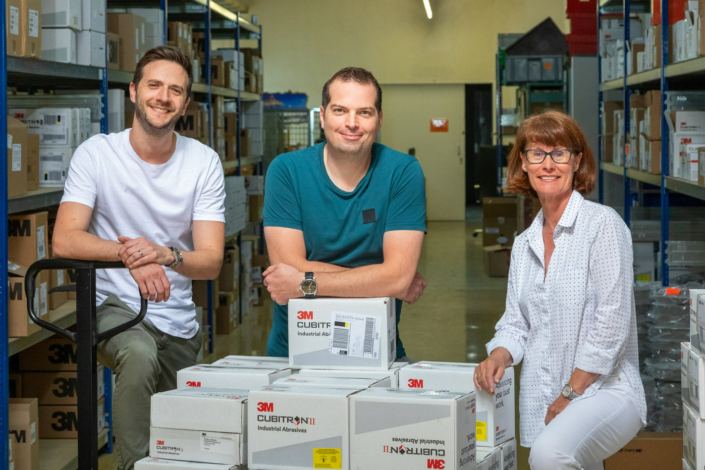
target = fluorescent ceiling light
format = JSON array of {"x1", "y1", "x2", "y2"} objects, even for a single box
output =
[{"x1": 423, "y1": 0, "x2": 432, "y2": 19}]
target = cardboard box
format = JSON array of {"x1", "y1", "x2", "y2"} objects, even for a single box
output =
[
  {"x1": 82, "y1": 0, "x2": 105, "y2": 32},
  {"x1": 135, "y1": 458, "x2": 242, "y2": 469},
  {"x1": 8, "y1": 262, "x2": 47, "y2": 337},
  {"x1": 9, "y1": 211, "x2": 48, "y2": 267},
  {"x1": 192, "y1": 279, "x2": 217, "y2": 311},
  {"x1": 245, "y1": 175, "x2": 264, "y2": 195},
  {"x1": 209, "y1": 57, "x2": 225, "y2": 88},
  {"x1": 41, "y1": 0, "x2": 80, "y2": 30},
  {"x1": 350, "y1": 388, "x2": 477, "y2": 470},
  {"x1": 297, "y1": 363, "x2": 407, "y2": 388},
  {"x1": 41, "y1": 27, "x2": 77, "y2": 63},
  {"x1": 150, "y1": 426, "x2": 245, "y2": 466},
  {"x1": 605, "y1": 432, "x2": 682, "y2": 470},
  {"x1": 214, "y1": 355, "x2": 289, "y2": 365},
  {"x1": 273, "y1": 375, "x2": 391, "y2": 389},
  {"x1": 9, "y1": 398, "x2": 38, "y2": 470},
  {"x1": 248, "y1": 387, "x2": 359, "y2": 470},
  {"x1": 483, "y1": 245, "x2": 511, "y2": 278},
  {"x1": 48, "y1": 268, "x2": 68, "y2": 311},
  {"x1": 176, "y1": 364, "x2": 290, "y2": 390},
  {"x1": 19, "y1": 336, "x2": 77, "y2": 371},
  {"x1": 10, "y1": 372, "x2": 22, "y2": 398},
  {"x1": 689, "y1": 347, "x2": 705, "y2": 415},
  {"x1": 288, "y1": 297, "x2": 396, "y2": 370},
  {"x1": 26, "y1": 134, "x2": 39, "y2": 191},
  {"x1": 175, "y1": 107, "x2": 201, "y2": 139},
  {"x1": 7, "y1": 0, "x2": 22, "y2": 56},
  {"x1": 224, "y1": 134, "x2": 237, "y2": 161},
  {"x1": 399, "y1": 362, "x2": 515, "y2": 448},
  {"x1": 218, "y1": 248, "x2": 239, "y2": 292},
  {"x1": 685, "y1": 402, "x2": 705, "y2": 470},
  {"x1": 38, "y1": 397, "x2": 104, "y2": 439},
  {"x1": 224, "y1": 61, "x2": 237, "y2": 90},
  {"x1": 477, "y1": 446, "x2": 500, "y2": 470},
  {"x1": 38, "y1": 146, "x2": 72, "y2": 187},
  {"x1": 499, "y1": 439, "x2": 517, "y2": 470},
  {"x1": 10, "y1": 107, "x2": 75, "y2": 147},
  {"x1": 482, "y1": 198, "x2": 517, "y2": 247},
  {"x1": 224, "y1": 113, "x2": 237, "y2": 136},
  {"x1": 249, "y1": 195, "x2": 264, "y2": 222},
  {"x1": 644, "y1": 90, "x2": 662, "y2": 140},
  {"x1": 77, "y1": 31, "x2": 105, "y2": 67},
  {"x1": 684, "y1": 342, "x2": 692, "y2": 405},
  {"x1": 216, "y1": 291, "x2": 237, "y2": 334},
  {"x1": 7, "y1": 116, "x2": 28, "y2": 198},
  {"x1": 106, "y1": 31, "x2": 119, "y2": 70},
  {"x1": 670, "y1": 133, "x2": 705, "y2": 178},
  {"x1": 23, "y1": 366, "x2": 103, "y2": 405},
  {"x1": 212, "y1": 95, "x2": 225, "y2": 129},
  {"x1": 645, "y1": 140, "x2": 662, "y2": 174},
  {"x1": 107, "y1": 13, "x2": 145, "y2": 72},
  {"x1": 151, "y1": 388, "x2": 247, "y2": 434},
  {"x1": 21, "y1": 0, "x2": 41, "y2": 58}
]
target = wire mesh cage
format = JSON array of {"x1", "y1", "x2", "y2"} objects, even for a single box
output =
[{"x1": 263, "y1": 109, "x2": 312, "y2": 170}]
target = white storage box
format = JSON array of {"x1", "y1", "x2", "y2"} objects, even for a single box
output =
[
  {"x1": 297, "y1": 362, "x2": 407, "y2": 388},
  {"x1": 684, "y1": 457, "x2": 694, "y2": 470},
  {"x1": 399, "y1": 361, "x2": 515, "y2": 447},
  {"x1": 684, "y1": 342, "x2": 692, "y2": 405},
  {"x1": 350, "y1": 388, "x2": 477, "y2": 470},
  {"x1": 42, "y1": 0, "x2": 81, "y2": 31},
  {"x1": 150, "y1": 427, "x2": 245, "y2": 465},
  {"x1": 10, "y1": 107, "x2": 75, "y2": 147},
  {"x1": 39, "y1": 146, "x2": 73, "y2": 187},
  {"x1": 273, "y1": 375, "x2": 390, "y2": 389},
  {"x1": 212, "y1": 356, "x2": 289, "y2": 369},
  {"x1": 82, "y1": 0, "x2": 106, "y2": 33},
  {"x1": 692, "y1": 289, "x2": 705, "y2": 352},
  {"x1": 690, "y1": 347, "x2": 705, "y2": 415},
  {"x1": 135, "y1": 458, "x2": 240, "y2": 469},
  {"x1": 245, "y1": 175, "x2": 263, "y2": 195},
  {"x1": 684, "y1": 401, "x2": 705, "y2": 470},
  {"x1": 77, "y1": 31, "x2": 105, "y2": 67},
  {"x1": 41, "y1": 28, "x2": 77, "y2": 64},
  {"x1": 248, "y1": 386, "x2": 359, "y2": 470},
  {"x1": 288, "y1": 297, "x2": 396, "y2": 370},
  {"x1": 476, "y1": 446, "x2": 500, "y2": 470},
  {"x1": 150, "y1": 388, "x2": 247, "y2": 434},
  {"x1": 108, "y1": 89, "x2": 125, "y2": 134},
  {"x1": 177, "y1": 365, "x2": 290, "y2": 390},
  {"x1": 499, "y1": 439, "x2": 517, "y2": 470}
]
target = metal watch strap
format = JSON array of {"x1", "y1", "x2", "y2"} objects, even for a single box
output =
[{"x1": 168, "y1": 247, "x2": 183, "y2": 269}]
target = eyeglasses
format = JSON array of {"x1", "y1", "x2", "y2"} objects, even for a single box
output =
[{"x1": 523, "y1": 148, "x2": 575, "y2": 164}]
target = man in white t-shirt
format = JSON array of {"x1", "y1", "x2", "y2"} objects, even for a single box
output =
[{"x1": 53, "y1": 46, "x2": 225, "y2": 470}]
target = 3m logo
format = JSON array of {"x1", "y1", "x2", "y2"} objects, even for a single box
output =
[
  {"x1": 48, "y1": 344, "x2": 77, "y2": 365},
  {"x1": 156, "y1": 440, "x2": 165, "y2": 446},
  {"x1": 257, "y1": 402, "x2": 274, "y2": 412},
  {"x1": 52, "y1": 377, "x2": 78, "y2": 398},
  {"x1": 408, "y1": 379, "x2": 424, "y2": 388},
  {"x1": 51, "y1": 411, "x2": 78, "y2": 432},
  {"x1": 683, "y1": 138, "x2": 694, "y2": 144},
  {"x1": 186, "y1": 381, "x2": 201, "y2": 387},
  {"x1": 9, "y1": 282, "x2": 22, "y2": 301},
  {"x1": 9, "y1": 219, "x2": 31, "y2": 237},
  {"x1": 297, "y1": 311, "x2": 313, "y2": 320},
  {"x1": 427, "y1": 459, "x2": 445, "y2": 469},
  {"x1": 10, "y1": 430, "x2": 25, "y2": 443}
]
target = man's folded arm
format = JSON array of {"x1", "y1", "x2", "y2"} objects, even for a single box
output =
[{"x1": 52, "y1": 202, "x2": 122, "y2": 261}]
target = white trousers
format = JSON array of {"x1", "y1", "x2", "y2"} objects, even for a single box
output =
[{"x1": 528, "y1": 367, "x2": 643, "y2": 470}]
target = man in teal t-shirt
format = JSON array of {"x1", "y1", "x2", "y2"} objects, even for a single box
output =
[{"x1": 262, "y1": 67, "x2": 427, "y2": 360}]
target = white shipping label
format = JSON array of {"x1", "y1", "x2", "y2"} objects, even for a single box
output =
[
  {"x1": 28, "y1": 9, "x2": 39, "y2": 37},
  {"x1": 12, "y1": 144, "x2": 21, "y2": 171},
  {"x1": 329, "y1": 312, "x2": 380, "y2": 359},
  {"x1": 10, "y1": 6, "x2": 19, "y2": 36},
  {"x1": 40, "y1": 113, "x2": 69, "y2": 145},
  {"x1": 7, "y1": 134, "x2": 12, "y2": 149},
  {"x1": 40, "y1": 282, "x2": 48, "y2": 316},
  {"x1": 30, "y1": 422, "x2": 36, "y2": 444},
  {"x1": 37, "y1": 226, "x2": 46, "y2": 260},
  {"x1": 57, "y1": 270, "x2": 64, "y2": 286},
  {"x1": 200, "y1": 431, "x2": 237, "y2": 454}
]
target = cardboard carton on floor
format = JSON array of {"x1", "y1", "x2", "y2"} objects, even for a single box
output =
[
  {"x1": 211, "y1": 356, "x2": 288, "y2": 370},
  {"x1": 399, "y1": 361, "x2": 515, "y2": 448},
  {"x1": 350, "y1": 388, "x2": 477, "y2": 470},
  {"x1": 7, "y1": 116, "x2": 28, "y2": 198},
  {"x1": 483, "y1": 245, "x2": 511, "y2": 278},
  {"x1": 176, "y1": 364, "x2": 290, "y2": 390},
  {"x1": 482, "y1": 197, "x2": 517, "y2": 247},
  {"x1": 9, "y1": 398, "x2": 38, "y2": 470},
  {"x1": 151, "y1": 388, "x2": 247, "y2": 434},
  {"x1": 288, "y1": 297, "x2": 396, "y2": 370},
  {"x1": 605, "y1": 431, "x2": 683, "y2": 470},
  {"x1": 150, "y1": 427, "x2": 245, "y2": 466},
  {"x1": 38, "y1": 397, "x2": 105, "y2": 438}
]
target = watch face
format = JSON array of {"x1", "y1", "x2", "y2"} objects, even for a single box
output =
[
  {"x1": 562, "y1": 385, "x2": 571, "y2": 397},
  {"x1": 301, "y1": 279, "x2": 317, "y2": 294}
]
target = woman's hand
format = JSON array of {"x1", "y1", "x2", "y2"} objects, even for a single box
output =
[
  {"x1": 545, "y1": 395, "x2": 570, "y2": 425},
  {"x1": 474, "y1": 348, "x2": 512, "y2": 395}
]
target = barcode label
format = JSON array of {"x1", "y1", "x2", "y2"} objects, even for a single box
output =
[
  {"x1": 57, "y1": 270, "x2": 64, "y2": 286},
  {"x1": 37, "y1": 226, "x2": 46, "y2": 260},
  {"x1": 44, "y1": 115, "x2": 60, "y2": 125},
  {"x1": 43, "y1": 134, "x2": 64, "y2": 142},
  {"x1": 40, "y1": 155, "x2": 64, "y2": 162},
  {"x1": 44, "y1": 171, "x2": 64, "y2": 182},
  {"x1": 329, "y1": 312, "x2": 380, "y2": 359},
  {"x1": 40, "y1": 282, "x2": 48, "y2": 316},
  {"x1": 692, "y1": 383, "x2": 700, "y2": 403},
  {"x1": 9, "y1": 6, "x2": 19, "y2": 36},
  {"x1": 28, "y1": 9, "x2": 39, "y2": 37}
]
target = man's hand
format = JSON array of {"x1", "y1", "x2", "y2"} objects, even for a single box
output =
[
  {"x1": 118, "y1": 236, "x2": 174, "y2": 269},
  {"x1": 545, "y1": 395, "x2": 570, "y2": 426},
  {"x1": 263, "y1": 263, "x2": 304, "y2": 305},
  {"x1": 398, "y1": 272, "x2": 427, "y2": 304},
  {"x1": 129, "y1": 263, "x2": 171, "y2": 302}
]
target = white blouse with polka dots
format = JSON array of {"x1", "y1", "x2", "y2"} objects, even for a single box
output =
[{"x1": 486, "y1": 190, "x2": 647, "y2": 447}]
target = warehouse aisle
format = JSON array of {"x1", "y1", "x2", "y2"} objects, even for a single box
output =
[{"x1": 99, "y1": 210, "x2": 526, "y2": 470}]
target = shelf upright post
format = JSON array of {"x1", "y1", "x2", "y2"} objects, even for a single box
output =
[
  {"x1": 236, "y1": 13, "x2": 243, "y2": 325},
  {"x1": 598, "y1": 5, "x2": 605, "y2": 204},
  {"x1": 660, "y1": 0, "x2": 670, "y2": 286},
  {"x1": 623, "y1": 0, "x2": 631, "y2": 227},
  {"x1": 206, "y1": 0, "x2": 215, "y2": 353},
  {"x1": 161, "y1": 0, "x2": 168, "y2": 46},
  {"x1": 0, "y1": 0, "x2": 9, "y2": 465},
  {"x1": 495, "y1": 52, "x2": 503, "y2": 196},
  {"x1": 258, "y1": 24, "x2": 264, "y2": 256}
]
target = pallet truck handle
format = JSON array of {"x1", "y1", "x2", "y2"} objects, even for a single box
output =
[{"x1": 25, "y1": 258, "x2": 149, "y2": 345}]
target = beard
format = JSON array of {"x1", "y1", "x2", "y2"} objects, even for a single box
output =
[{"x1": 134, "y1": 95, "x2": 182, "y2": 136}]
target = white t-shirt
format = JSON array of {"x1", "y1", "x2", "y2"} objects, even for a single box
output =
[{"x1": 61, "y1": 129, "x2": 225, "y2": 338}]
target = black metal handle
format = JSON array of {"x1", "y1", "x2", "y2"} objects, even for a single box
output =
[{"x1": 25, "y1": 259, "x2": 148, "y2": 345}]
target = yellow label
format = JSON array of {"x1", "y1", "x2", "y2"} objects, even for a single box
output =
[
  {"x1": 637, "y1": 274, "x2": 651, "y2": 281},
  {"x1": 313, "y1": 448, "x2": 342, "y2": 469},
  {"x1": 476, "y1": 421, "x2": 487, "y2": 441}
]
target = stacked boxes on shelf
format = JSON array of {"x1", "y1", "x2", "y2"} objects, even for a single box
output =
[
  {"x1": 245, "y1": 175, "x2": 264, "y2": 224},
  {"x1": 665, "y1": 93, "x2": 705, "y2": 181},
  {"x1": 41, "y1": 0, "x2": 108, "y2": 66},
  {"x1": 174, "y1": 101, "x2": 208, "y2": 145},
  {"x1": 683, "y1": 289, "x2": 705, "y2": 468},
  {"x1": 106, "y1": 11, "x2": 146, "y2": 72},
  {"x1": 6, "y1": 0, "x2": 42, "y2": 58},
  {"x1": 216, "y1": 246, "x2": 240, "y2": 334},
  {"x1": 77, "y1": 0, "x2": 106, "y2": 68},
  {"x1": 224, "y1": 176, "x2": 247, "y2": 237},
  {"x1": 628, "y1": 94, "x2": 646, "y2": 169},
  {"x1": 641, "y1": 90, "x2": 662, "y2": 173},
  {"x1": 600, "y1": 101, "x2": 623, "y2": 164},
  {"x1": 211, "y1": 49, "x2": 245, "y2": 91},
  {"x1": 9, "y1": 397, "x2": 38, "y2": 470},
  {"x1": 126, "y1": 8, "x2": 164, "y2": 51},
  {"x1": 600, "y1": 16, "x2": 644, "y2": 82},
  {"x1": 242, "y1": 100, "x2": 263, "y2": 157}
]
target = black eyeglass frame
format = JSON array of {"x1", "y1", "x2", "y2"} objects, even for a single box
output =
[{"x1": 522, "y1": 148, "x2": 576, "y2": 164}]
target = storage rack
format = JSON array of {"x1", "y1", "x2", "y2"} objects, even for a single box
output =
[
  {"x1": 597, "y1": 0, "x2": 705, "y2": 287},
  {"x1": 0, "y1": 0, "x2": 263, "y2": 466}
]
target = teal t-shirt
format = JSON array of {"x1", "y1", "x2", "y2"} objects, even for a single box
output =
[{"x1": 263, "y1": 141, "x2": 427, "y2": 359}]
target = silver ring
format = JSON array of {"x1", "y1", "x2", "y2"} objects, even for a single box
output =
[{"x1": 139, "y1": 250, "x2": 144, "y2": 257}]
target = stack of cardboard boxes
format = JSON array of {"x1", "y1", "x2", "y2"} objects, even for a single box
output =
[
  {"x1": 600, "y1": 101, "x2": 622, "y2": 164},
  {"x1": 242, "y1": 48, "x2": 264, "y2": 94},
  {"x1": 600, "y1": 16, "x2": 644, "y2": 82},
  {"x1": 482, "y1": 197, "x2": 516, "y2": 278},
  {"x1": 242, "y1": 100, "x2": 264, "y2": 157},
  {"x1": 9, "y1": 398, "x2": 38, "y2": 470},
  {"x1": 640, "y1": 90, "x2": 662, "y2": 173},
  {"x1": 211, "y1": 49, "x2": 246, "y2": 91},
  {"x1": 682, "y1": 289, "x2": 705, "y2": 469},
  {"x1": 216, "y1": 246, "x2": 240, "y2": 335},
  {"x1": 224, "y1": 176, "x2": 247, "y2": 237},
  {"x1": 627, "y1": 94, "x2": 646, "y2": 169},
  {"x1": 6, "y1": 115, "x2": 39, "y2": 199},
  {"x1": 40, "y1": 0, "x2": 107, "y2": 66},
  {"x1": 106, "y1": 11, "x2": 146, "y2": 72},
  {"x1": 6, "y1": 0, "x2": 42, "y2": 58},
  {"x1": 174, "y1": 101, "x2": 209, "y2": 146}
]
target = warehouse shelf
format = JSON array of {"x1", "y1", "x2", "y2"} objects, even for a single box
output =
[
  {"x1": 9, "y1": 188, "x2": 64, "y2": 214},
  {"x1": 665, "y1": 177, "x2": 705, "y2": 201},
  {"x1": 665, "y1": 56, "x2": 705, "y2": 79},
  {"x1": 626, "y1": 68, "x2": 661, "y2": 88},
  {"x1": 600, "y1": 163, "x2": 663, "y2": 186},
  {"x1": 599, "y1": 78, "x2": 623, "y2": 91},
  {"x1": 600, "y1": 162, "x2": 625, "y2": 176},
  {"x1": 39, "y1": 428, "x2": 109, "y2": 470},
  {"x1": 7, "y1": 56, "x2": 101, "y2": 82},
  {"x1": 222, "y1": 155, "x2": 262, "y2": 170},
  {"x1": 106, "y1": 69, "x2": 133, "y2": 85},
  {"x1": 8, "y1": 302, "x2": 76, "y2": 356}
]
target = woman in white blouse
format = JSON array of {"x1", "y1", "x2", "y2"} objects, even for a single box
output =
[{"x1": 474, "y1": 111, "x2": 646, "y2": 470}]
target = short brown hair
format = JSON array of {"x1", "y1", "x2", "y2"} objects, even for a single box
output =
[
  {"x1": 133, "y1": 46, "x2": 193, "y2": 95},
  {"x1": 322, "y1": 67, "x2": 382, "y2": 113},
  {"x1": 505, "y1": 110, "x2": 596, "y2": 198}
]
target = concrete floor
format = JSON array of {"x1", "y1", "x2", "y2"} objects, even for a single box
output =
[{"x1": 100, "y1": 209, "x2": 531, "y2": 469}]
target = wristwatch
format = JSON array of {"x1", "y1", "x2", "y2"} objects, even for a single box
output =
[
  {"x1": 168, "y1": 246, "x2": 183, "y2": 269},
  {"x1": 561, "y1": 384, "x2": 581, "y2": 400},
  {"x1": 299, "y1": 272, "x2": 317, "y2": 298}
]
